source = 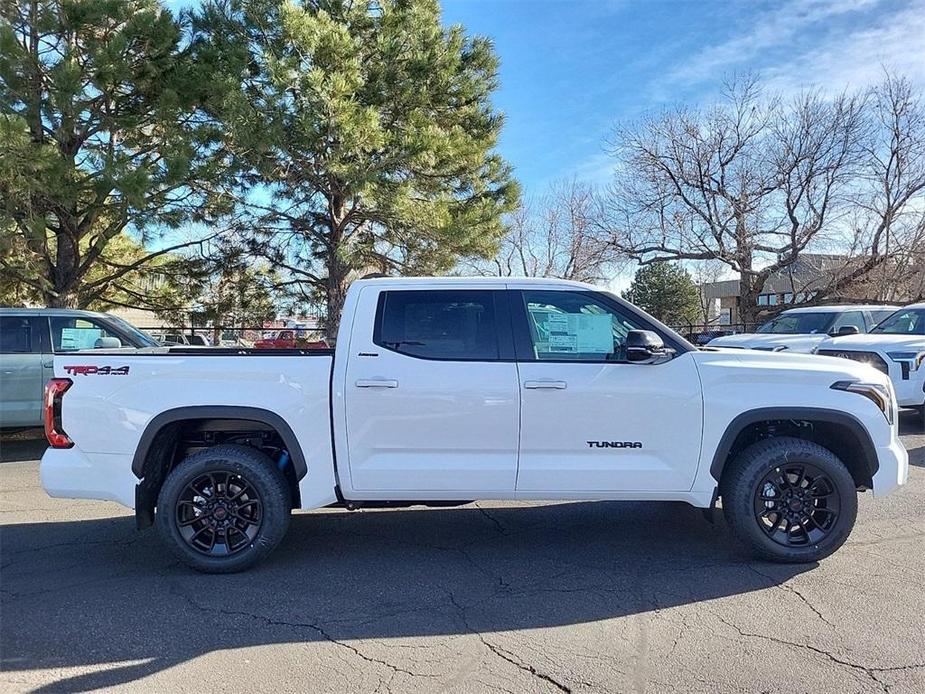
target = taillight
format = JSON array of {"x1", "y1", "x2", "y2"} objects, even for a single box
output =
[{"x1": 44, "y1": 378, "x2": 74, "y2": 448}]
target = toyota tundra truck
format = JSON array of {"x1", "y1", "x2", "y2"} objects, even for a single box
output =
[{"x1": 40, "y1": 277, "x2": 909, "y2": 572}]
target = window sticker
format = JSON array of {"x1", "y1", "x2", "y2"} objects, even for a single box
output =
[
  {"x1": 534, "y1": 311, "x2": 613, "y2": 353},
  {"x1": 60, "y1": 327, "x2": 103, "y2": 350}
]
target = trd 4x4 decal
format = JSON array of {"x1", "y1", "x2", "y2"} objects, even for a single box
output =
[
  {"x1": 586, "y1": 441, "x2": 643, "y2": 449},
  {"x1": 63, "y1": 365, "x2": 130, "y2": 376}
]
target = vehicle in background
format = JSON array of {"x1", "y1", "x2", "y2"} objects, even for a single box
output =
[
  {"x1": 684, "y1": 328, "x2": 737, "y2": 346},
  {"x1": 707, "y1": 305, "x2": 898, "y2": 353},
  {"x1": 253, "y1": 329, "x2": 327, "y2": 349},
  {"x1": 0, "y1": 308, "x2": 157, "y2": 429},
  {"x1": 218, "y1": 330, "x2": 254, "y2": 348},
  {"x1": 41, "y1": 277, "x2": 907, "y2": 572},
  {"x1": 151, "y1": 332, "x2": 212, "y2": 347},
  {"x1": 815, "y1": 304, "x2": 925, "y2": 429}
]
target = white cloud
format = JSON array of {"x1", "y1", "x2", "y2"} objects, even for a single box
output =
[
  {"x1": 666, "y1": 0, "x2": 884, "y2": 85},
  {"x1": 760, "y1": 1, "x2": 925, "y2": 96}
]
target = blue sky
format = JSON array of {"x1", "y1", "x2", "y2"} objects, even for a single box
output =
[{"x1": 441, "y1": 0, "x2": 925, "y2": 194}]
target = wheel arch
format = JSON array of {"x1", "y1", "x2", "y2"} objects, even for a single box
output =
[
  {"x1": 132, "y1": 406, "x2": 308, "y2": 480},
  {"x1": 132, "y1": 406, "x2": 307, "y2": 529},
  {"x1": 710, "y1": 407, "x2": 879, "y2": 491}
]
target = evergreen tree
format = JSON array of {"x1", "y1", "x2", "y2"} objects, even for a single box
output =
[
  {"x1": 0, "y1": 0, "x2": 227, "y2": 307},
  {"x1": 623, "y1": 262, "x2": 700, "y2": 326},
  {"x1": 193, "y1": 0, "x2": 519, "y2": 330}
]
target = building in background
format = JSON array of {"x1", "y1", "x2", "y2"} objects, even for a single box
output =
[{"x1": 698, "y1": 254, "x2": 919, "y2": 328}]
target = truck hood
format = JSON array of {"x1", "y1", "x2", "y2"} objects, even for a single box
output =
[
  {"x1": 695, "y1": 346, "x2": 892, "y2": 387},
  {"x1": 815, "y1": 333, "x2": 925, "y2": 353},
  {"x1": 706, "y1": 332, "x2": 828, "y2": 353}
]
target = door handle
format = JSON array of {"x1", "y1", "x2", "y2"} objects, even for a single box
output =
[
  {"x1": 42, "y1": 359, "x2": 53, "y2": 368},
  {"x1": 523, "y1": 379, "x2": 567, "y2": 390},
  {"x1": 355, "y1": 379, "x2": 399, "y2": 388}
]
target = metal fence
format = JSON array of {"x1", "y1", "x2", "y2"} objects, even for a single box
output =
[
  {"x1": 669, "y1": 323, "x2": 759, "y2": 345},
  {"x1": 136, "y1": 326, "x2": 329, "y2": 348}
]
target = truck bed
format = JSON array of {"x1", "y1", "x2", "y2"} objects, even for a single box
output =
[{"x1": 43, "y1": 350, "x2": 339, "y2": 511}]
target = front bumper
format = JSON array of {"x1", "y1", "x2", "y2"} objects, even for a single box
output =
[
  {"x1": 872, "y1": 436, "x2": 909, "y2": 497},
  {"x1": 40, "y1": 446, "x2": 136, "y2": 509},
  {"x1": 890, "y1": 365, "x2": 925, "y2": 408}
]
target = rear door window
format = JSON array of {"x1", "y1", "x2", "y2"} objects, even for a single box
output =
[
  {"x1": 0, "y1": 317, "x2": 39, "y2": 353},
  {"x1": 374, "y1": 290, "x2": 500, "y2": 361}
]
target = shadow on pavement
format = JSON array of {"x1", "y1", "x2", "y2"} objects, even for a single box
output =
[
  {"x1": 898, "y1": 410, "x2": 925, "y2": 467},
  {"x1": 0, "y1": 430, "x2": 46, "y2": 464},
  {"x1": 1, "y1": 500, "x2": 813, "y2": 691}
]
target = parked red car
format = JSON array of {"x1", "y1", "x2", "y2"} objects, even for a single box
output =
[{"x1": 254, "y1": 330, "x2": 327, "y2": 349}]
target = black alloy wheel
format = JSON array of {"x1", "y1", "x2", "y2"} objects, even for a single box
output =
[
  {"x1": 176, "y1": 470, "x2": 263, "y2": 556},
  {"x1": 753, "y1": 463, "x2": 840, "y2": 547},
  {"x1": 156, "y1": 444, "x2": 291, "y2": 573}
]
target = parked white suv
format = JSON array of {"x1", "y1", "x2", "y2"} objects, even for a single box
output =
[
  {"x1": 40, "y1": 277, "x2": 908, "y2": 572},
  {"x1": 815, "y1": 304, "x2": 925, "y2": 428},
  {"x1": 708, "y1": 305, "x2": 898, "y2": 353}
]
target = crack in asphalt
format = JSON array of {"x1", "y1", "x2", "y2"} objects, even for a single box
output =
[
  {"x1": 444, "y1": 590, "x2": 572, "y2": 692},
  {"x1": 714, "y1": 614, "x2": 925, "y2": 693},
  {"x1": 474, "y1": 504, "x2": 510, "y2": 536},
  {"x1": 0, "y1": 533, "x2": 147, "y2": 573},
  {"x1": 746, "y1": 565, "x2": 835, "y2": 629},
  {"x1": 169, "y1": 585, "x2": 436, "y2": 680}
]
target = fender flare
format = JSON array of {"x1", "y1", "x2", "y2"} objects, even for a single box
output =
[
  {"x1": 708, "y1": 407, "x2": 879, "y2": 483},
  {"x1": 131, "y1": 406, "x2": 308, "y2": 481}
]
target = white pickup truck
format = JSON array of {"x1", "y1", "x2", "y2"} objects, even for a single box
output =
[
  {"x1": 41, "y1": 277, "x2": 909, "y2": 572},
  {"x1": 815, "y1": 303, "x2": 925, "y2": 429}
]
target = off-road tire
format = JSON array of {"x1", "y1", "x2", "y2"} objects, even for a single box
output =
[
  {"x1": 721, "y1": 436, "x2": 858, "y2": 563},
  {"x1": 156, "y1": 444, "x2": 291, "y2": 573}
]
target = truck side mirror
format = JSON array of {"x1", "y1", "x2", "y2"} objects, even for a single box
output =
[
  {"x1": 831, "y1": 325, "x2": 860, "y2": 337},
  {"x1": 626, "y1": 330, "x2": 673, "y2": 364}
]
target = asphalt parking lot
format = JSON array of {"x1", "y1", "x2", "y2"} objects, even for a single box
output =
[{"x1": 2, "y1": 419, "x2": 924, "y2": 694}]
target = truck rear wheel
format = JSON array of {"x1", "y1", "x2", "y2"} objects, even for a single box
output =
[
  {"x1": 721, "y1": 437, "x2": 857, "y2": 563},
  {"x1": 155, "y1": 444, "x2": 291, "y2": 573}
]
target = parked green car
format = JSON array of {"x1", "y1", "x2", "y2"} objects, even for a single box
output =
[{"x1": 0, "y1": 309, "x2": 158, "y2": 430}]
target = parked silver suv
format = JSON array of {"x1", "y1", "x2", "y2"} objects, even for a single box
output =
[{"x1": 0, "y1": 308, "x2": 157, "y2": 429}]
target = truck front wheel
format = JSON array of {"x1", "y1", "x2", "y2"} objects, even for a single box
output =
[
  {"x1": 721, "y1": 437, "x2": 858, "y2": 563},
  {"x1": 155, "y1": 444, "x2": 291, "y2": 573}
]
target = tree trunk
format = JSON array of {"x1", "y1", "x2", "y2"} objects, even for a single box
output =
[
  {"x1": 45, "y1": 227, "x2": 80, "y2": 307},
  {"x1": 737, "y1": 269, "x2": 761, "y2": 330},
  {"x1": 324, "y1": 252, "x2": 351, "y2": 342}
]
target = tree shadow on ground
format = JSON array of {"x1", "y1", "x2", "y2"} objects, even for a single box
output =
[{"x1": 1, "y1": 500, "x2": 814, "y2": 691}]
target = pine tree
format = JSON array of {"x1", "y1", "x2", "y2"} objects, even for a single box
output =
[
  {"x1": 623, "y1": 262, "x2": 701, "y2": 326},
  {"x1": 0, "y1": 0, "x2": 227, "y2": 307},
  {"x1": 193, "y1": 0, "x2": 519, "y2": 330}
]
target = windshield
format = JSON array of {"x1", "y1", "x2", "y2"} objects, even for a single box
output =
[
  {"x1": 104, "y1": 315, "x2": 160, "y2": 347},
  {"x1": 871, "y1": 308, "x2": 925, "y2": 335},
  {"x1": 756, "y1": 312, "x2": 835, "y2": 335}
]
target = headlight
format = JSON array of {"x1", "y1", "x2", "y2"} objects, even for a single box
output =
[
  {"x1": 887, "y1": 351, "x2": 925, "y2": 371},
  {"x1": 831, "y1": 380, "x2": 894, "y2": 424}
]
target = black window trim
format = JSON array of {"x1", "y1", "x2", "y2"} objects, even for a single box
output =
[
  {"x1": 372, "y1": 289, "x2": 516, "y2": 363},
  {"x1": 509, "y1": 289, "x2": 693, "y2": 364}
]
